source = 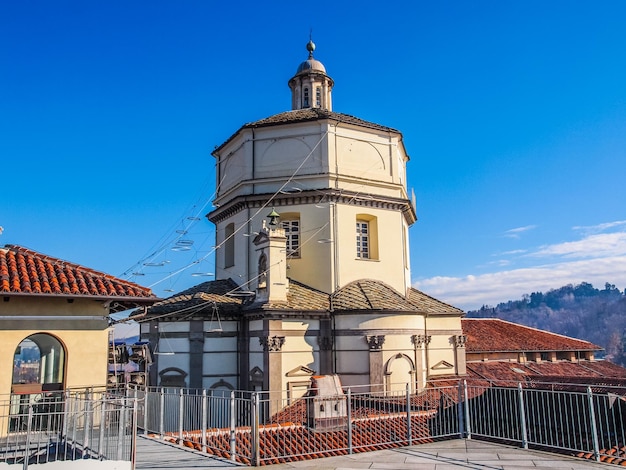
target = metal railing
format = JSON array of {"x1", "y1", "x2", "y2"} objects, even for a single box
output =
[
  {"x1": 132, "y1": 379, "x2": 626, "y2": 466},
  {"x1": 0, "y1": 388, "x2": 137, "y2": 469}
]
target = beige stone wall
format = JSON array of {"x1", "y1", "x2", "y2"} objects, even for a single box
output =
[
  {"x1": 0, "y1": 297, "x2": 110, "y2": 397},
  {"x1": 212, "y1": 120, "x2": 412, "y2": 296}
]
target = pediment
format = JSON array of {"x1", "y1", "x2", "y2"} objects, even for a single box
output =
[
  {"x1": 431, "y1": 360, "x2": 454, "y2": 370},
  {"x1": 286, "y1": 365, "x2": 316, "y2": 377},
  {"x1": 250, "y1": 366, "x2": 264, "y2": 379}
]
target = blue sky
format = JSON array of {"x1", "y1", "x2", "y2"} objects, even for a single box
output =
[{"x1": 2, "y1": 1, "x2": 626, "y2": 311}]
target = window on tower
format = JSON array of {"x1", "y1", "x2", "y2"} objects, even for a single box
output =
[
  {"x1": 224, "y1": 223, "x2": 235, "y2": 268},
  {"x1": 356, "y1": 220, "x2": 369, "y2": 259},
  {"x1": 356, "y1": 214, "x2": 378, "y2": 260},
  {"x1": 282, "y1": 218, "x2": 300, "y2": 257},
  {"x1": 316, "y1": 87, "x2": 321, "y2": 107},
  {"x1": 303, "y1": 87, "x2": 309, "y2": 107}
]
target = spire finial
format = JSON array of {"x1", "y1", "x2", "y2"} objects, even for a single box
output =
[{"x1": 306, "y1": 29, "x2": 315, "y2": 59}]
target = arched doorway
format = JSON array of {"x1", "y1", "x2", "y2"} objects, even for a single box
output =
[
  {"x1": 12, "y1": 333, "x2": 66, "y2": 395},
  {"x1": 384, "y1": 353, "x2": 415, "y2": 393},
  {"x1": 10, "y1": 334, "x2": 66, "y2": 431}
]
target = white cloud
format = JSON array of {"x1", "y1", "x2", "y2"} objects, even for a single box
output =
[
  {"x1": 414, "y1": 255, "x2": 626, "y2": 312},
  {"x1": 573, "y1": 220, "x2": 626, "y2": 235},
  {"x1": 414, "y1": 222, "x2": 626, "y2": 311},
  {"x1": 499, "y1": 249, "x2": 527, "y2": 256},
  {"x1": 503, "y1": 225, "x2": 537, "y2": 239},
  {"x1": 530, "y1": 232, "x2": 626, "y2": 259}
]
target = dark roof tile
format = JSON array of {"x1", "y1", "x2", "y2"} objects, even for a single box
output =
[{"x1": 332, "y1": 279, "x2": 415, "y2": 311}]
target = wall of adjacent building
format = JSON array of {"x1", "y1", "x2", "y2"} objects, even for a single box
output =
[{"x1": 0, "y1": 297, "x2": 109, "y2": 397}]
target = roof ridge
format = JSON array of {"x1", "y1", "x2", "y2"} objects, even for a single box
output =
[{"x1": 490, "y1": 318, "x2": 600, "y2": 348}]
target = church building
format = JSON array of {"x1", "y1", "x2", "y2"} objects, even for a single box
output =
[{"x1": 139, "y1": 41, "x2": 466, "y2": 400}]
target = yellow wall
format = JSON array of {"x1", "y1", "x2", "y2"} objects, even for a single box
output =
[{"x1": 0, "y1": 297, "x2": 110, "y2": 396}]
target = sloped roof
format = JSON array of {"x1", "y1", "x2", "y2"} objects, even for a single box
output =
[
  {"x1": 467, "y1": 360, "x2": 626, "y2": 389},
  {"x1": 141, "y1": 278, "x2": 464, "y2": 319},
  {"x1": 0, "y1": 244, "x2": 156, "y2": 311},
  {"x1": 331, "y1": 279, "x2": 417, "y2": 312},
  {"x1": 407, "y1": 288, "x2": 465, "y2": 315},
  {"x1": 254, "y1": 279, "x2": 330, "y2": 311},
  {"x1": 214, "y1": 108, "x2": 401, "y2": 154},
  {"x1": 140, "y1": 279, "x2": 244, "y2": 319},
  {"x1": 246, "y1": 108, "x2": 399, "y2": 133},
  {"x1": 462, "y1": 318, "x2": 601, "y2": 352}
]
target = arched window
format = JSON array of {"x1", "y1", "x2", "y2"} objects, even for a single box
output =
[
  {"x1": 12, "y1": 333, "x2": 65, "y2": 395},
  {"x1": 258, "y1": 253, "x2": 267, "y2": 289},
  {"x1": 224, "y1": 223, "x2": 235, "y2": 268}
]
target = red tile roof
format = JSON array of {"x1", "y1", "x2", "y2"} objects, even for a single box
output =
[
  {"x1": 0, "y1": 245, "x2": 156, "y2": 310},
  {"x1": 462, "y1": 318, "x2": 601, "y2": 353},
  {"x1": 159, "y1": 397, "x2": 434, "y2": 465},
  {"x1": 466, "y1": 360, "x2": 626, "y2": 388}
]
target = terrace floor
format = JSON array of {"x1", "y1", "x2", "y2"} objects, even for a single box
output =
[{"x1": 135, "y1": 435, "x2": 614, "y2": 469}]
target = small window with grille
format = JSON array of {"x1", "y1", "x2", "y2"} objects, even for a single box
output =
[
  {"x1": 282, "y1": 219, "x2": 300, "y2": 257},
  {"x1": 356, "y1": 220, "x2": 369, "y2": 259}
]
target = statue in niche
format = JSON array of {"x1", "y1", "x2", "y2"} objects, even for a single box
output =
[{"x1": 258, "y1": 253, "x2": 267, "y2": 289}]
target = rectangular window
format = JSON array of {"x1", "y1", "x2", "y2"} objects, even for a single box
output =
[
  {"x1": 316, "y1": 87, "x2": 321, "y2": 107},
  {"x1": 282, "y1": 219, "x2": 300, "y2": 257},
  {"x1": 356, "y1": 221, "x2": 369, "y2": 259},
  {"x1": 224, "y1": 223, "x2": 235, "y2": 267}
]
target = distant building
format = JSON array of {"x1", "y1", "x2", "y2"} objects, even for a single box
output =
[
  {"x1": 0, "y1": 244, "x2": 157, "y2": 401},
  {"x1": 462, "y1": 318, "x2": 626, "y2": 384},
  {"x1": 139, "y1": 41, "x2": 467, "y2": 400}
]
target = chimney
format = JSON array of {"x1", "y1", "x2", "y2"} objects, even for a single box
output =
[{"x1": 253, "y1": 220, "x2": 288, "y2": 303}]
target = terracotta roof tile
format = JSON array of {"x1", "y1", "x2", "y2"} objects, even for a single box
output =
[
  {"x1": 466, "y1": 359, "x2": 626, "y2": 387},
  {"x1": 162, "y1": 396, "x2": 434, "y2": 465},
  {"x1": 0, "y1": 245, "x2": 156, "y2": 309},
  {"x1": 462, "y1": 318, "x2": 601, "y2": 353}
]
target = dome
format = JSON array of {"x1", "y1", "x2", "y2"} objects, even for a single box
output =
[
  {"x1": 294, "y1": 39, "x2": 326, "y2": 75},
  {"x1": 296, "y1": 58, "x2": 326, "y2": 74}
]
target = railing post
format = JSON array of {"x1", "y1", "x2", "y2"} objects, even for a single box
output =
[
  {"x1": 98, "y1": 395, "x2": 106, "y2": 459},
  {"x1": 178, "y1": 389, "x2": 184, "y2": 443},
  {"x1": 201, "y1": 389, "x2": 207, "y2": 453},
  {"x1": 251, "y1": 392, "x2": 260, "y2": 466},
  {"x1": 140, "y1": 387, "x2": 147, "y2": 435},
  {"x1": 457, "y1": 380, "x2": 464, "y2": 438},
  {"x1": 517, "y1": 383, "x2": 528, "y2": 449},
  {"x1": 463, "y1": 380, "x2": 472, "y2": 439},
  {"x1": 230, "y1": 390, "x2": 236, "y2": 461},
  {"x1": 587, "y1": 386, "x2": 600, "y2": 462},
  {"x1": 117, "y1": 398, "x2": 126, "y2": 461},
  {"x1": 406, "y1": 383, "x2": 412, "y2": 445},
  {"x1": 159, "y1": 388, "x2": 165, "y2": 439},
  {"x1": 131, "y1": 395, "x2": 138, "y2": 470},
  {"x1": 83, "y1": 389, "x2": 92, "y2": 458},
  {"x1": 23, "y1": 404, "x2": 33, "y2": 470},
  {"x1": 62, "y1": 390, "x2": 70, "y2": 455},
  {"x1": 347, "y1": 388, "x2": 353, "y2": 454}
]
